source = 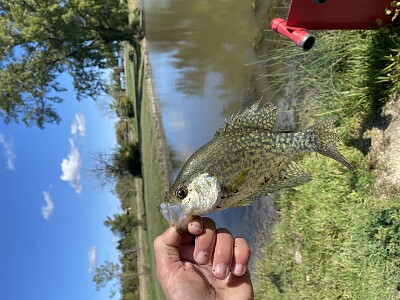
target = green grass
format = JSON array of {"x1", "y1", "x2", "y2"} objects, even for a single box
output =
[
  {"x1": 259, "y1": 28, "x2": 400, "y2": 128},
  {"x1": 124, "y1": 45, "x2": 140, "y2": 143},
  {"x1": 127, "y1": 5, "x2": 171, "y2": 298},
  {"x1": 125, "y1": 1, "x2": 168, "y2": 297},
  {"x1": 139, "y1": 69, "x2": 169, "y2": 300},
  {"x1": 254, "y1": 22, "x2": 400, "y2": 300},
  {"x1": 124, "y1": 16, "x2": 168, "y2": 300},
  {"x1": 125, "y1": 44, "x2": 168, "y2": 300},
  {"x1": 254, "y1": 152, "x2": 400, "y2": 299}
]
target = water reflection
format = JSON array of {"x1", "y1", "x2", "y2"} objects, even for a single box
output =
[
  {"x1": 145, "y1": 0, "x2": 278, "y2": 266},
  {"x1": 145, "y1": 0, "x2": 270, "y2": 103}
]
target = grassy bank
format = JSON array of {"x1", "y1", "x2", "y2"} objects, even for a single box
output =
[
  {"x1": 125, "y1": 2, "x2": 170, "y2": 299},
  {"x1": 125, "y1": 40, "x2": 169, "y2": 300},
  {"x1": 139, "y1": 44, "x2": 171, "y2": 300},
  {"x1": 254, "y1": 18, "x2": 400, "y2": 300},
  {"x1": 254, "y1": 153, "x2": 400, "y2": 299}
]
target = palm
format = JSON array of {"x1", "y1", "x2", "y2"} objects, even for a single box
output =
[{"x1": 160, "y1": 260, "x2": 252, "y2": 299}]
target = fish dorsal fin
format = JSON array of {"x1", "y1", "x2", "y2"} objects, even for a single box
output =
[{"x1": 216, "y1": 100, "x2": 277, "y2": 135}]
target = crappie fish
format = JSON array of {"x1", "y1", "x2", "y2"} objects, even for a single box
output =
[{"x1": 160, "y1": 101, "x2": 354, "y2": 226}]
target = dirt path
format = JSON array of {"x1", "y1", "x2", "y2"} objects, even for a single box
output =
[
  {"x1": 366, "y1": 93, "x2": 400, "y2": 198},
  {"x1": 133, "y1": 178, "x2": 150, "y2": 300}
]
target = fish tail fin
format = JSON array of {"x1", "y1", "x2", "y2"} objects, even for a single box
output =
[{"x1": 306, "y1": 116, "x2": 355, "y2": 171}]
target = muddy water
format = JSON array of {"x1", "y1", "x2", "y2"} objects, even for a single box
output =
[{"x1": 144, "y1": 0, "x2": 289, "y2": 266}]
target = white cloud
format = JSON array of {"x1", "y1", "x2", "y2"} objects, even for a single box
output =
[
  {"x1": 87, "y1": 245, "x2": 97, "y2": 274},
  {"x1": 71, "y1": 113, "x2": 86, "y2": 138},
  {"x1": 0, "y1": 132, "x2": 16, "y2": 171},
  {"x1": 41, "y1": 190, "x2": 54, "y2": 221},
  {"x1": 60, "y1": 138, "x2": 82, "y2": 194}
]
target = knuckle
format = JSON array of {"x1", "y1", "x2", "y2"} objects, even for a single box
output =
[
  {"x1": 217, "y1": 228, "x2": 232, "y2": 236},
  {"x1": 202, "y1": 217, "x2": 216, "y2": 229}
]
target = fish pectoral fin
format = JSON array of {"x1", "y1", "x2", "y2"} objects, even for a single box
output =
[
  {"x1": 266, "y1": 162, "x2": 312, "y2": 192},
  {"x1": 246, "y1": 162, "x2": 311, "y2": 202},
  {"x1": 216, "y1": 100, "x2": 276, "y2": 135},
  {"x1": 281, "y1": 161, "x2": 312, "y2": 182},
  {"x1": 224, "y1": 169, "x2": 251, "y2": 194}
]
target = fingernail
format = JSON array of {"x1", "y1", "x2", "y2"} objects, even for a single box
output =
[
  {"x1": 233, "y1": 264, "x2": 245, "y2": 276},
  {"x1": 212, "y1": 263, "x2": 229, "y2": 279},
  {"x1": 188, "y1": 221, "x2": 202, "y2": 232},
  {"x1": 196, "y1": 250, "x2": 209, "y2": 264}
]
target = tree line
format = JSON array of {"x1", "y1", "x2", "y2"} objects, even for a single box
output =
[
  {"x1": 0, "y1": 0, "x2": 141, "y2": 128},
  {"x1": 93, "y1": 213, "x2": 145, "y2": 299},
  {"x1": 89, "y1": 65, "x2": 143, "y2": 299}
]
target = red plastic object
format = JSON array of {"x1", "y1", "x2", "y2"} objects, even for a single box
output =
[
  {"x1": 287, "y1": 0, "x2": 393, "y2": 30},
  {"x1": 270, "y1": 18, "x2": 315, "y2": 50},
  {"x1": 271, "y1": 0, "x2": 394, "y2": 50}
]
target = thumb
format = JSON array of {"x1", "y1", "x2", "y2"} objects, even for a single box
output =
[{"x1": 154, "y1": 226, "x2": 183, "y2": 272}]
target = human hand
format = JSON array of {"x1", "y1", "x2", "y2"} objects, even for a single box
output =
[{"x1": 154, "y1": 217, "x2": 253, "y2": 300}]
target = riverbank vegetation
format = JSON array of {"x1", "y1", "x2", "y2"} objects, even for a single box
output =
[
  {"x1": 99, "y1": 1, "x2": 169, "y2": 299},
  {"x1": 91, "y1": 64, "x2": 144, "y2": 298},
  {"x1": 90, "y1": 0, "x2": 169, "y2": 297},
  {"x1": 254, "y1": 4, "x2": 400, "y2": 299},
  {"x1": 123, "y1": 35, "x2": 169, "y2": 300}
]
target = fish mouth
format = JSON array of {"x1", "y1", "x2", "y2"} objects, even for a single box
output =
[{"x1": 159, "y1": 202, "x2": 189, "y2": 226}]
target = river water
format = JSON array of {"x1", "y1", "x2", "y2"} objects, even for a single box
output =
[{"x1": 144, "y1": 0, "x2": 296, "y2": 265}]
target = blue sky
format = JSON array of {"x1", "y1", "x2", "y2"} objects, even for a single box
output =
[{"x1": 0, "y1": 73, "x2": 122, "y2": 299}]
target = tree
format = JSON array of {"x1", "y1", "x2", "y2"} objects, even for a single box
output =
[
  {"x1": 114, "y1": 175, "x2": 137, "y2": 209},
  {"x1": 93, "y1": 261, "x2": 120, "y2": 291},
  {"x1": 88, "y1": 143, "x2": 141, "y2": 187},
  {"x1": 0, "y1": 0, "x2": 141, "y2": 128},
  {"x1": 97, "y1": 94, "x2": 134, "y2": 119},
  {"x1": 93, "y1": 261, "x2": 141, "y2": 299},
  {"x1": 93, "y1": 261, "x2": 122, "y2": 298},
  {"x1": 124, "y1": 291, "x2": 139, "y2": 300},
  {"x1": 104, "y1": 213, "x2": 144, "y2": 237}
]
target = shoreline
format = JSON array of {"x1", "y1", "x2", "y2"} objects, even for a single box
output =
[{"x1": 142, "y1": 39, "x2": 173, "y2": 190}]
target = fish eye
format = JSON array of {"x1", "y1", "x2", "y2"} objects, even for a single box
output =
[{"x1": 175, "y1": 186, "x2": 188, "y2": 199}]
